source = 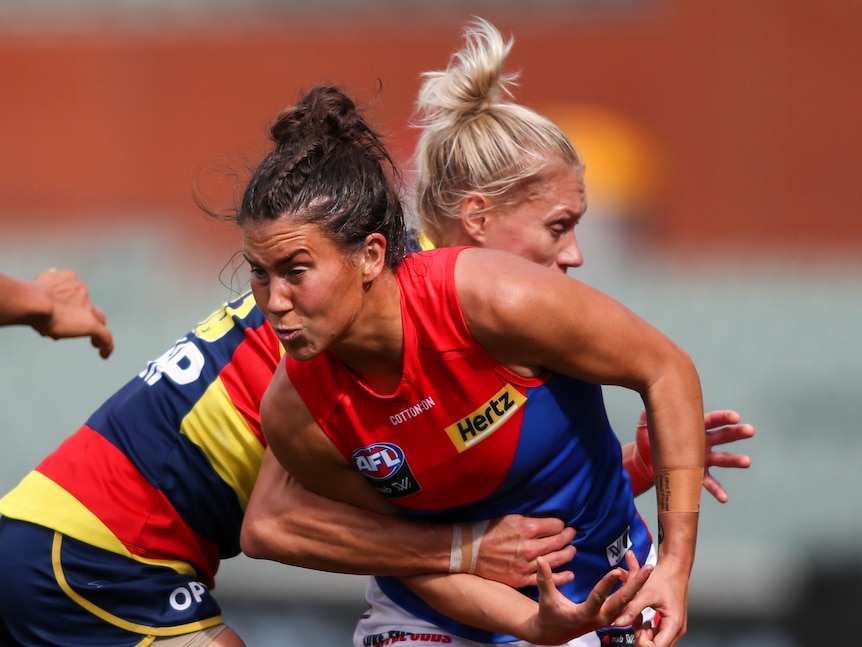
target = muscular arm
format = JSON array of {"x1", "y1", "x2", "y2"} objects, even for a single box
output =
[
  {"x1": 241, "y1": 448, "x2": 449, "y2": 574},
  {"x1": 456, "y1": 248, "x2": 705, "y2": 646},
  {"x1": 243, "y1": 369, "x2": 576, "y2": 586}
]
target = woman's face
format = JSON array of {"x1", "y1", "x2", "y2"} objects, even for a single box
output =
[
  {"x1": 480, "y1": 163, "x2": 586, "y2": 273},
  {"x1": 242, "y1": 217, "x2": 365, "y2": 361}
]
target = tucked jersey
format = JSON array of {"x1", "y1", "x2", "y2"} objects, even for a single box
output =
[
  {"x1": 286, "y1": 247, "x2": 653, "y2": 643},
  {"x1": 0, "y1": 291, "x2": 281, "y2": 589}
]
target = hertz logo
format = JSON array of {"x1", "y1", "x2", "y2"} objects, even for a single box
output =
[{"x1": 445, "y1": 384, "x2": 526, "y2": 452}]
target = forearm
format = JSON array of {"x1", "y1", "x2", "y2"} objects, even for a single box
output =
[
  {"x1": 403, "y1": 553, "x2": 650, "y2": 646},
  {"x1": 643, "y1": 353, "x2": 704, "y2": 573},
  {"x1": 0, "y1": 274, "x2": 52, "y2": 326},
  {"x1": 242, "y1": 486, "x2": 451, "y2": 575},
  {"x1": 241, "y1": 450, "x2": 453, "y2": 575},
  {"x1": 402, "y1": 573, "x2": 539, "y2": 639}
]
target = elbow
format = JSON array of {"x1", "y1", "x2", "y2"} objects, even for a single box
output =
[
  {"x1": 239, "y1": 515, "x2": 269, "y2": 560},
  {"x1": 240, "y1": 509, "x2": 307, "y2": 566}
]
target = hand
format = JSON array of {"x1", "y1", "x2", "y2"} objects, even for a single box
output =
[
  {"x1": 615, "y1": 558, "x2": 688, "y2": 647},
  {"x1": 474, "y1": 514, "x2": 576, "y2": 588},
  {"x1": 633, "y1": 409, "x2": 754, "y2": 503},
  {"x1": 31, "y1": 269, "x2": 114, "y2": 358},
  {"x1": 525, "y1": 550, "x2": 652, "y2": 645}
]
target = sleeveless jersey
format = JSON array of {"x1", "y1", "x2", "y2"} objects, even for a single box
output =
[
  {"x1": 286, "y1": 247, "x2": 653, "y2": 643},
  {"x1": 0, "y1": 291, "x2": 281, "y2": 589}
]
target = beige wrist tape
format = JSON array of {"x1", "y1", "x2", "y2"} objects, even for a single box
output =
[
  {"x1": 655, "y1": 468, "x2": 703, "y2": 514},
  {"x1": 449, "y1": 520, "x2": 490, "y2": 574}
]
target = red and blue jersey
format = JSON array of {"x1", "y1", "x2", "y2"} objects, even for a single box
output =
[
  {"x1": 0, "y1": 291, "x2": 281, "y2": 589},
  {"x1": 286, "y1": 247, "x2": 653, "y2": 642}
]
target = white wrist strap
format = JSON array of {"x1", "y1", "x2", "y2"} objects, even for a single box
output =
[
  {"x1": 449, "y1": 520, "x2": 490, "y2": 574},
  {"x1": 449, "y1": 523, "x2": 464, "y2": 573}
]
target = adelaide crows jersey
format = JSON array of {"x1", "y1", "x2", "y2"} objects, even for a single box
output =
[
  {"x1": 285, "y1": 247, "x2": 653, "y2": 643},
  {"x1": 0, "y1": 291, "x2": 281, "y2": 589}
]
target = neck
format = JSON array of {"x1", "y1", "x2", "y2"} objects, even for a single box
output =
[{"x1": 331, "y1": 270, "x2": 404, "y2": 395}]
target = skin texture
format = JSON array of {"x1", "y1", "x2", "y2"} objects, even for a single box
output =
[
  {"x1": 452, "y1": 168, "x2": 587, "y2": 272},
  {"x1": 1, "y1": 269, "x2": 113, "y2": 358}
]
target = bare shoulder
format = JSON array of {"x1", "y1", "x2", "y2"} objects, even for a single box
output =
[
  {"x1": 454, "y1": 248, "x2": 584, "y2": 332},
  {"x1": 452, "y1": 247, "x2": 657, "y2": 379}
]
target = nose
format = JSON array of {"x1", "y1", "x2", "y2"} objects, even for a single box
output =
[
  {"x1": 556, "y1": 233, "x2": 584, "y2": 272},
  {"x1": 266, "y1": 277, "x2": 294, "y2": 317}
]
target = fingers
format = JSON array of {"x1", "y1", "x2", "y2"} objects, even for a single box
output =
[
  {"x1": 703, "y1": 409, "x2": 741, "y2": 429},
  {"x1": 88, "y1": 304, "x2": 114, "y2": 359},
  {"x1": 583, "y1": 567, "x2": 626, "y2": 616},
  {"x1": 701, "y1": 473, "x2": 729, "y2": 504},
  {"x1": 534, "y1": 527, "x2": 576, "y2": 562},
  {"x1": 612, "y1": 551, "x2": 654, "y2": 627},
  {"x1": 522, "y1": 515, "x2": 567, "y2": 539},
  {"x1": 705, "y1": 423, "x2": 755, "y2": 447},
  {"x1": 534, "y1": 556, "x2": 560, "y2": 600},
  {"x1": 705, "y1": 448, "x2": 753, "y2": 468},
  {"x1": 91, "y1": 326, "x2": 115, "y2": 359},
  {"x1": 633, "y1": 613, "x2": 656, "y2": 647},
  {"x1": 546, "y1": 569, "x2": 575, "y2": 587},
  {"x1": 521, "y1": 525, "x2": 576, "y2": 586},
  {"x1": 478, "y1": 515, "x2": 575, "y2": 587}
]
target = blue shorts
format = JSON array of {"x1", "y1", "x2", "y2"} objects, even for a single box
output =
[{"x1": 0, "y1": 517, "x2": 225, "y2": 647}]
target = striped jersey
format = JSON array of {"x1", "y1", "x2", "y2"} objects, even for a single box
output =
[{"x1": 0, "y1": 291, "x2": 281, "y2": 588}]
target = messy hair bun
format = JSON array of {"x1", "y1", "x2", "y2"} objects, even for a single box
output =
[
  {"x1": 413, "y1": 18, "x2": 581, "y2": 247},
  {"x1": 240, "y1": 85, "x2": 406, "y2": 268}
]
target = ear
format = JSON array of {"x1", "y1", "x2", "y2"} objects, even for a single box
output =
[
  {"x1": 460, "y1": 192, "x2": 493, "y2": 244},
  {"x1": 361, "y1": 233, "x2": 388, "y2": 283}
]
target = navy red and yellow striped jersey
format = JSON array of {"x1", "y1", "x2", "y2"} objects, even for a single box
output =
[{"x1": 0, "y1": 291, "x2": 281, "y2": 588}]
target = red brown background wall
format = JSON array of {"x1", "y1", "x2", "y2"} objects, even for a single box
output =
[{"x1": 1, "y1": 1, "x2": 859, "y2": 258}]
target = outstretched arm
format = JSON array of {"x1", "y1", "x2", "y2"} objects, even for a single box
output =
[
  {"x1": 623, "y1": 409, "x2": 754, "y2": 502},
  {"x1": 0, "y1": 269, "x2": 114, "y2": 358},
  {"x1": 241, "y1": 447, "x2": 576, "y2": 587}
]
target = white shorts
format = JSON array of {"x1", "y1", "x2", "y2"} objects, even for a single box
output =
[{"x1": 353, "y1": 545, "x2": 657, "y2": 647}]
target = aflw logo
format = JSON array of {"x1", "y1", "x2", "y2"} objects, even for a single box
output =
[{"x1": 444, "y1": 384, "x2": 526, "y2": 452}]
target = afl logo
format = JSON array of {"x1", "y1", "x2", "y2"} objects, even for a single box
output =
[
  {"x1": 353, "y1": 443, "x2": 405, "y2": 480},
  {"x1": 352, "y1": 442, "x2": 421, "y2": 498}
]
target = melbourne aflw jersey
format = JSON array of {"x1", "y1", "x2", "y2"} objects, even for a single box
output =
[
  {"x1": 0, "y1": 291, "x2": 281, "y2": 589},
  {"x1": 286, "y1": 247, "x2": 653, "y2": 642}
]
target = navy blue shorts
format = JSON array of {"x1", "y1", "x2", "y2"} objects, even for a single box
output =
[{"x1": 0, "y1": 517, "x2": 225, "y2": 646}]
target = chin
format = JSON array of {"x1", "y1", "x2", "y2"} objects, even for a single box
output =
[{"x1": 284, "y1": 342, "x2": 320, "y2": 362}]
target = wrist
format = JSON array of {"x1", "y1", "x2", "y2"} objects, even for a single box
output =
[
  {"x1": 449, "y1": 520, "x2": 490, "y2": 574},
  {"x1": 655, "y1": 468, "x2": 703, "y2": 514}
]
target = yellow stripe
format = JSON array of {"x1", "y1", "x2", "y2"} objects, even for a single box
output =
[
  {"x1": 417, "y1": 231, "x2": 436, "y2": 251},
  {"x1": 0, "y1": 472, "x2": 195, "y2": 576},
  {"x1": 52, "y1": 532, "x2": 223, "y2": 637},
  {"x1": 193, "y1": 292, "x2": 257, "y2": 343},
  {"x1": 179, "y1": 378, "x2": 265, "y2": 510}
]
